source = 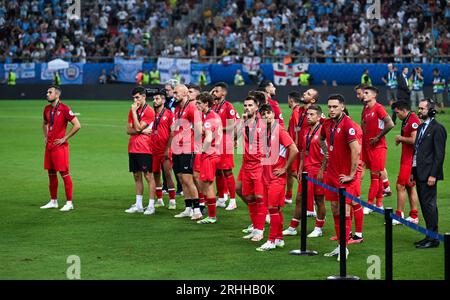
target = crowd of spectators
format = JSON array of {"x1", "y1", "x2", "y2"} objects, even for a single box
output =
[{"x1": 0, "y1": 0, "x2": 449, "y2": 64}]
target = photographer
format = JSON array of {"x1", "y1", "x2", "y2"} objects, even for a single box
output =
[{"x1": 409, "y1": 67, "x2": 424, "y2": 111}]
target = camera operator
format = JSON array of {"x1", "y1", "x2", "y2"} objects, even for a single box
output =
[{"x1": 409, "y1": 67, "x2": 424, "y2": 111}]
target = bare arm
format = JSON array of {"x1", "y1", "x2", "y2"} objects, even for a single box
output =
[
  {"x1": 395, "y1": 130, "x2": 417, "y2": 145},
  {"x1": 53, "y1": 117, "x2": 81, "y2": 145},
  {"x1": 131, "y1": 110, "x2": 148, "y2": 132}
]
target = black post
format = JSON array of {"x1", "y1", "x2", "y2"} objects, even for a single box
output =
[
  {"x1": 445, "y1": 233, "x2": 450, "y2": 280},
  {"x1": 385, "y1": 207, "x2": 393, "y2": 280},
  {"x1": 328, "y1": 188, "x2": 359, "y2": 280},
  {"x1": 289, "y1": 172, "x2": 318, "y2": 256}
]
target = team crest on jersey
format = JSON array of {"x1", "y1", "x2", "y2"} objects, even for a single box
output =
[
  {"x1": 220, "y1": 109, "x2": 224, "y2": 113},
  {"x1": 205, "y1": 122, "x2": 211, "y2": 129},
  {"x1": 257, "y1": 128, "x2": 262, "y2": 133},
  {"x1": 337, "y1": 128, "x2": 341, "y2": 133},
  {"x1": 279, "y1": 114, "x2": 284, "y2": 120},
  {"x1": 349, "y1": 128, "x2": 356, "y2": 135},
  {"x1": 58, "y1": 111, "x2": 61, "y2": 116},
  {"x1": 230, "y1": 110, "x2": 235, "y2": 116},
  {"x1": 412, "y1": 123, "x2": 419, "y2": 129},
  {"x1": 163, "y1": 116, "x2": 167, "y2": 120}
]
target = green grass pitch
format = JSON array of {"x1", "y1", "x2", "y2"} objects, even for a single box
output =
[{"x1": 0, "y1": 99, "x2": 449, "y2": 280}]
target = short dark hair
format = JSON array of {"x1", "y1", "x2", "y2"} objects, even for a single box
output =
[
  {"x1": 311, "y1": 89, "x2": 320, "y2": 102},
  {"x1": 307, "y1": 104, "x2": 322, "y2": 115},
  {"x1": 288, "y1": 91, "x2": 301, "y2": 103},
  {"x1": 49, "y1": 85, "x2": 62, "y2": 94},
  {"x1": 433, "y1": 68, "x2": 440, "y2": 73},
  {"x1": 258, "y1": 79, "x2": 272, "y2": 90},
  {"x1": 214, "y1": 82, "x2": 228, "y2": 91},
  {"x1": 392, "y1": 100, "x2": 411, "y2": 111},
  {"x1": 354, "y1": 84, "x2": 368, "y2": 91},
  {"x1": 259, "y1": 103, "x2": 273, "y2": 114},
  {"x1": 328, "y1": 94, "x2": 345, "y2": 104},
  {"x1": 248, "y1": 90, "x2": 266, "y2": 106},
  {"x1": 196, "y1": 92, "x2": 214, "y2": 107},
  {"x1": 243, "y1": 96, "x2": 259, "y2": 106},
  {"x1": 420, "y1": 98, "x2": 436, "y2": 110},
  {"x1": 187, "y1": 84, "x2": 201, "y2": 92},
  {"x1": 364, "y1": 86, "x2": 379, "y2": 94},
  {"x1": 132, "y1": 86, "x2": 146, "y2": 96}
]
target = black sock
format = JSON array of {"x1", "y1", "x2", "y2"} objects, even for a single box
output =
[
  {"x1": 192, "y1": 198, "x2": 200, "y2": 209},
  {"x1": 185, "y1": 199, "x2": 193, "y2": 209}
]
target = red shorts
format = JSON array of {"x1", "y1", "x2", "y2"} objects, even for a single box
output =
[
  {"x1": 324, "y1": 174, "x2": 360, "y2": 204},
  {"x1": 297, "y1": 171, "x2": 325, "y2": 196},
  {"x1": 263, "y1": 180, "x2": 285, "y2": 207},
  {"x1": 199, "y1": 155, "x2": 220, "y2": 182},
  {"x1": 362, "y1": 146, "x2": 386, "y2": 172},
  {"x1": 397, "y1": 163, "x2": 415, "y2": 187},
  {"x1": 217, "y1": 153, "x2": 234, "y2": 170},
  {"x1": 44, "y1": 145, "x2": 69, "y2": 172},
  {"x1": 193, "y1": 153, "x2": 202, "y2": 173},
  {"x1": 241, "y1": 167, "x2": 264, "y2": 197},
  {"x1": 152, "y1": 153, "x2": 172, "y2": 173}
]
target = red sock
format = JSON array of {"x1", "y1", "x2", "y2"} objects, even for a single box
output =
[
  {"x1": 199, "y1": 193, "x2": 205, "y2": 205},
  {"x1": 168, "y1": 188, "x2": 176, "y2": 200},
  {"x1": 255, "y1": 197, "x2": 266, "y2": 231},
  {"x1": 278, "y1": 211, "x2": 284, "y2": 240},
  {"x1": 61, "y1": 172, "x2": 73, "y2": 201},
  {"x1": 290, "y1": 218, "x2": 300, "y2": 228},
  {"x1": 350, "y1": 207, "x2": 354, "y2": 218},
  {"x1": 268, "y1": 208, "x2": 280, "y2": 241},
  {"x1": 395, "y1": 210, "x2": 403, "y2": 218},
  {"x1": 307, "y1": 188, "x2": 314, "y2": 212},
  {"x1": 285, "y1": 189, "x2": 293, "y2": 200},
  {"x1": 333, "y1": 215, "x2": 340, "y2": 242},
  {"x1": 352, "y1": 203, "x2": 363, "y2": 233},
  {"x1": 383, "y1": 179, "x2": 390, "y2": 189},
  {"x1": 206, "y1": 197, "x2": 217, "y2": 218},
  {"x1": 368, "y1": 174, "x2": 379, "y2": 205},
  {"x1": 376, "y1": 174, "x2": 383, "y2": 207},
  {"x1": 156, "y1": 187, "x2": 163, "y2": 200},
  {"x1": 247, "y1": 201, "x2": 257, "y2": 227},
  {"x1": 224, "y1": 173, "x2": 236, "y2": 199},
  {"x1": 346, "y1": 216, "x2": 352, "y2": 244},
  {"x1": 409, "y1": 209, "x2": 419, "y2": 219},
  {"x1": 216, "y1": 174, "x2": 225, "y2": 198},
  {"x1": 48, "y1": 171, "x2": 58, "y2": 199},
  {"x1": 315, "y1": 218, "x2": 325, "y2": 228}
]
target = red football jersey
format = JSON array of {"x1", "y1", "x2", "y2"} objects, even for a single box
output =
[
  {"x1": 301, "y1": 123, "x2": 324, "y2": 173},
  {"x1": 43, "y1": 102, "x2": 75, "y2": 149},
  {"x1": 128, "y1": 104, "x2": 155, "y2": 154},
  {"x1": 268, "y1": 98, "x2": 285, "y2": 128},
  {"x1": 288, "y1": 105, "x2": 301, "y2": 140},
  {"x1": 400, "y1": 112, "x2": 421, "y2": 165},
  {"x1": 213, "y1": 100, "x2": 237, "y2": 155},
  {"x1": 172, "y1": 100, "x2": 200, "y2": 154},
  {"x1": 295, "y1": 106, "x2": 309, "y2": 151},
  {"x1": 361, "y1": 102, "x2": 388, "y2": 149},
  {"x1": 262, "y1": 123, "x2": 294, "y2": 183},
  {"x1": 320, "y1": 114, "x2": 359, "y2": 179},
  {"x1": 151, "y1": 108, "x2": 174, "y2": 156},
  {"x1": 349, "y1": 118, "x2": 364, "y2": 176},
  {"x1": 242, "y1": 117, "x2": 264, "y2": 170},
  {"x1": 202, "y1": 110, "x2": 222, "y2": 157}
]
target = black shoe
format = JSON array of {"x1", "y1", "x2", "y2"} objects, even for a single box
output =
[
  {"x1": 416, "y1": 239, "x2": 440, "y2": 249},
  {"x1": 414, "y1": 237, "x2": 428, "y2": 246},
  {"x1": 200, "y1": 205, "x2": 207, "y2": 215}
]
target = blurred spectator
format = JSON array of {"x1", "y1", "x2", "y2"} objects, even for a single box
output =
[{"x1": 98, "y1": 69, "x2": 107, "y2": 84}]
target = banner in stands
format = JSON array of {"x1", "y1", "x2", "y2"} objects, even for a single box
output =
[
  {"x1": 242, "y1": 56, "x2": 261, "y2": 76},
  {"x1": 114, "y1": 57, "x2": 143, "y2": 83},
  {"x1": 41, "y1": 62, "x2": 84, "y2": 84},
  {"x1": 157, "y1": 58, "x2": 191, "y2": 84},
  {"x1": 4, "y1": 63, "x2": 36, "y2": 79},
  {"x1": 273, "y1": 63, "x2": 309, "y2": 86},
  {"x1": 191, "y1": 64, "x2": 211, "y2": 86}
]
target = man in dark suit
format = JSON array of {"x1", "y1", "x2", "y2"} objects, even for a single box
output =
[
  {"x1": 394, "y1": 67, "x2": 410, "y2": 124},
  {"x1": 412, "y1": 99, "x2": 447, "y2": 249}
]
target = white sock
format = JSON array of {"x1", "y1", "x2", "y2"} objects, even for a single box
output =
[
  {"x1": 51, "y1": 199, "x2": 58, "y2": 203},
  {"x1": 148, "y1": 199, "x2": 155, "y2": 208},
  {"x1": 157, "y1": 198, "x2": 163, "y2": 202},
  {"x1": 136, "y1": 195, "x2": 143, "y2": 208},
  {"x1": 193, "y1": 207, "x2": 201, "y2": 214},
  {"x1": 224, "y1": 194, "x2": 228, "y2": 201},
  {"x1": 314, "y1": 227, "x2": 322, "y2": 231},
  {"x1": 217, "y1": 197, "x2": 225, "y2": 202},
  {"x1": 169, "y1": 199, "x2": 176, "y2": 204},
  {"x1": 355, "y1": 232, "x2": 363, "y2": 238},
  {"x1": 229, "y1": 198, "x2": 236, "y2": 203}
]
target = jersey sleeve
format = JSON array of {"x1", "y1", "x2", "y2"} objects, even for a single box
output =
[
  {"x1": 142, "y1": 107, "x2": 155, "y2": 128},
  {"x1": 227, "y1": 103, "x2": 237, "y2": 120},
  {"x1": 63, "y1": 105, "x2": 75, "y2": 122},
  {"x1": 319, "y1": 120, "x2": 327, "y2": 139},
  {"x1": 377, "y1": 104, "x2": 388, "y2": 120},
  {"x1": 273, "y1": 103, "x2": 285, "y2": 128},
  {"x1": 280, "y1": 128, "x2": 294, "y2": 148},
  {"x1": 43, "y1": 107, "x2": 48, "y2": 122},
  {"x1": 344, "y1": 119, "x2": 357, "y2": 143},
  {"x1": 407, "y1": 116, "x2": 420, "y2": 135}
]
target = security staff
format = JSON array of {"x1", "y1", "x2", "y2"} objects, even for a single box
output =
[
  {"x1": 142, "y1": 70, "x2": 150, "y2": 85},
  {"x1": 53, "y1": 71, "x2": 61, "y2": 86},
  {"x1": 299, "y1": 71, "x2": 311, "y2": 86},
  {"x1": 150, "y1": 68, "x2": 160, "y2": 84},
  {"x1": 7, "y1": 69, "x2": 16, "y2": 85}
]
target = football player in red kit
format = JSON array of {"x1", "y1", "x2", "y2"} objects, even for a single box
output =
[{"x1": 41, "y1": 86, "x2": 81, "y2": 212}]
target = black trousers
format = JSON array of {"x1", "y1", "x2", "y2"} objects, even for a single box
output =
[{"x1": 413, "y1": 170, "x2": 439, "y2": 237}]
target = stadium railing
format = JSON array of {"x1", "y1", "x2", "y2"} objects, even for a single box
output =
[{"x1": 290, "y1": 172, "x2": 450, "y2": 280}]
